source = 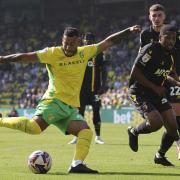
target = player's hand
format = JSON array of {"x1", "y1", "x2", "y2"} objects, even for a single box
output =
[
  {"x1": 130, "y1": 25, "x2": 141, "y2": 33},
  {"x1": 152, "y1": 85, "x2": 166, "y2": 97}
]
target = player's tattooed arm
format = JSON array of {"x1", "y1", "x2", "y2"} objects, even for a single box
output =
[
  {"x1": 97, "y1": 25, "x2": 141, "y2": 52},
  {"x1": 0, "y1": 52, "x2": 39, "y2": 64}
]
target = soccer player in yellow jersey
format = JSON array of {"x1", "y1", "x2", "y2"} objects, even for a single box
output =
[{"x1": 0, "y1": 26, "x2": 140, "y2": 173}]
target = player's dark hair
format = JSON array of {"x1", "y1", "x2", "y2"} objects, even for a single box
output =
[
  {"x1": 63, "y1": 27, "x2": 79, "y2": 37},
  {"x1": 160, "y1": 24, "x2": 177, "y2": 35},
  {"x1": 149, "y1": 4, "x2": 165, "y2": 13},
  {"x1": 83, "y1": 32, "x2": 95, "y2": 41}
]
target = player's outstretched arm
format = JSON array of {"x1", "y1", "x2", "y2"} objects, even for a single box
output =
[
  {"x1": 0, "y1": 52, "x2": 39, "y2": 64},
  {"x1": 97, "y1": 25, "x2": 141, "y2": 52}
]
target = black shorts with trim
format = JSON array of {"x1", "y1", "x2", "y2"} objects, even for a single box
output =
[
  {"x1": 80, "y1": 91, "x2": 101, "y2": 107},
  {"x1": 129, "y1": 91, "x2": 172, "y2": 118}
]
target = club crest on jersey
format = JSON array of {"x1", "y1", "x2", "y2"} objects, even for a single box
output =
[
  {"x1": 79, "y1": 52, "x2": 84, "y2": 58},
  {"x1": 87, "y1": 60, "x2": 94, "y2": 67},
  {"x1": 142, "y1": 53, "x2": 151, "y2": 63}
]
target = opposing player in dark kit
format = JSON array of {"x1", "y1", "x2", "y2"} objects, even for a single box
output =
[
  {"x1": 128, "y1": 3, "x2": 180, "y2": 163},
  {"x1": 128, "y1": 24, "x2": 180, "y2": 166}
]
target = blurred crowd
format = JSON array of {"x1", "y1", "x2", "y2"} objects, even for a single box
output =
[{"x1": 0, "y1": 12, "x2": 179, "y2": 109}]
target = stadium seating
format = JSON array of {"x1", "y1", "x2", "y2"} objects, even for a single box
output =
[{"x1": 0, "y1": 12, "x2": 179, "y2": 108}]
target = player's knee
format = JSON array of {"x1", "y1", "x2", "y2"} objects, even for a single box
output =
[
  {"x1": 150, "y1": 125, "x2": 162, "y2": 132},
  {"x1": 79, "y1": 128, "x2": 93, "y2": 140},
  {"x1": 86, "y1": 128, "x2": 93, "y2": 136},
  {"x1": 147, "y1": 119, "x2": 162, "y2": 132},
  {"x1": 85, "y1": 128, "x2": 93, "y2": 140},
  {"x1": 167, "y1": 127, "x2": 178, "y2": 139},
  {"x1": 26, "y1": 119, "x2": 42, "y2": 135}
]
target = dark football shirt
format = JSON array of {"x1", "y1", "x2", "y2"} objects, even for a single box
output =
[
  {"x1": 80, "y1": 52, "x2": 106, "y2": 94},
  {"x1": 140, "y1": 26, "x2": 180, "y2": 102},
  {"x1": 129, "y1": 42, "x2": 174, "y2": 98}
]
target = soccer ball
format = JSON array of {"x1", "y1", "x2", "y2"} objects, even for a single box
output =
[{"x1": 28, "y1": 150, "x2": 52, "y2": 174}]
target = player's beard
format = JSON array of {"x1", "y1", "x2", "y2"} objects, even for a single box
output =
[{"x1": 63, "y1": 49, "x2": 77, "y2": 57}]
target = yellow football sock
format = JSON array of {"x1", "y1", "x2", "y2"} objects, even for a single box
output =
[
  {"x1": 74, "y1": 129, "x2": 93, "y2": 161},
  {"x1": 0, "y1": 117, "x2": 42, "y2": 134}
]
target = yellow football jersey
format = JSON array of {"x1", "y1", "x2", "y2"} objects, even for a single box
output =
[{"x1": 37, "y1": 45, "x2": 98, "y2": 107}]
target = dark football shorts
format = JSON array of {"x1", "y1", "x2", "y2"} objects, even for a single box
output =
[
  {"x1": 80, "y1": 91, "x2": 101, "y2": 107},
  {"x1": 129, "y1": 92, "x2": 172, "y2": 118}
]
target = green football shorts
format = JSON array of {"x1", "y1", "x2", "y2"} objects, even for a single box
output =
[{"x1": 34, "y1": 99, "x2": 85, "y2": 134}]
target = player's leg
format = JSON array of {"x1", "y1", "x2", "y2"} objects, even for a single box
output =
[
  {"x1": 131, "y1": 110, "x2": 163, "y2": 134},
  {"x1": 0, "y1": 99, "x2": 64, "y2": 134},
  {"x1": 67, "y1": 106, "x2": 86, "y2": 145},
  {"x1": 172, "y1": 104, "x2": 180, "y2": 159},
  {"x1": 175, "y1": 115, "x2": 180, "y2": 160},
  {"x1": 59, "y1": 120, "x2": 98, "y2": 173},
  {"x1": 128, "y1": 110, "x2": 163, "y2": 152},
  {"x1": 176, "y1": 116, "x2": 180, "y2": 134},
  {"x1": 154, "y1": 131, "x2": 175, "y2": 166},
  {"x1": 171, "y1": 103, "x2": 180, "y2": 134},
  {"x1": 176, "y1": 116, "x2": 180, "y2": 160},
  {"x1": 128, "y1": 96, "x2": 163, "y2": 152},
  {"x1": 51, "y1": 100, "x2": 98, "y2": 174},
  {"x1": 67, "y1": 120, "x2": 98, "y2": 173},
  {"x1": 67, "y1": 118, "x2": 98, "y2": 173},
  {"x1": 0, "y1": 115, "x2": 47, "y2": 134},
  {"x1": 92, "y1": 102, "x2": 104, "y2": 144},
  {"x1": 154, "y1": 108, "x2": 178, "y2": 166},
  {"x1": 0, "y1": 98, "x2": 69, "y2": 135}
]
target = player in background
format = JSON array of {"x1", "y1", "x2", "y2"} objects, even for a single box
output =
[
  {"x1": 8, "y1": 108, "x2": 19, "y2": 117},
  {"x1": 128, "y1": 3, "x2": 180, "y2": 162},
  {"x1": 0, "y1": 25, "x2": 140, "y2": 173},
  {"x1": 68, "y1": 32, "x2": 107, "y2": 145},
  {"x1": 128, "y1": 24, "x2": 180, "y2": 166}
]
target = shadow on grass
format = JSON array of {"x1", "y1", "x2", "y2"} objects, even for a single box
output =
[
  {"x1": 48, "y1": 172, "x2": 68, "y2": 175},
  {"x1": 105, "y1": 143, "x2": 159, "y2": 147},
  {"x1": 48, "y1": 169, "x2": 180, "y2": 176},
  {"x1": 99, "y1": 171, "x2": 180, "y2": 176}
]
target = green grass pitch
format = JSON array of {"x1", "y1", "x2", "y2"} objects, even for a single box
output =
[{"x1": 0, "y1": 123, "x2": 180, "y2": 180}]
